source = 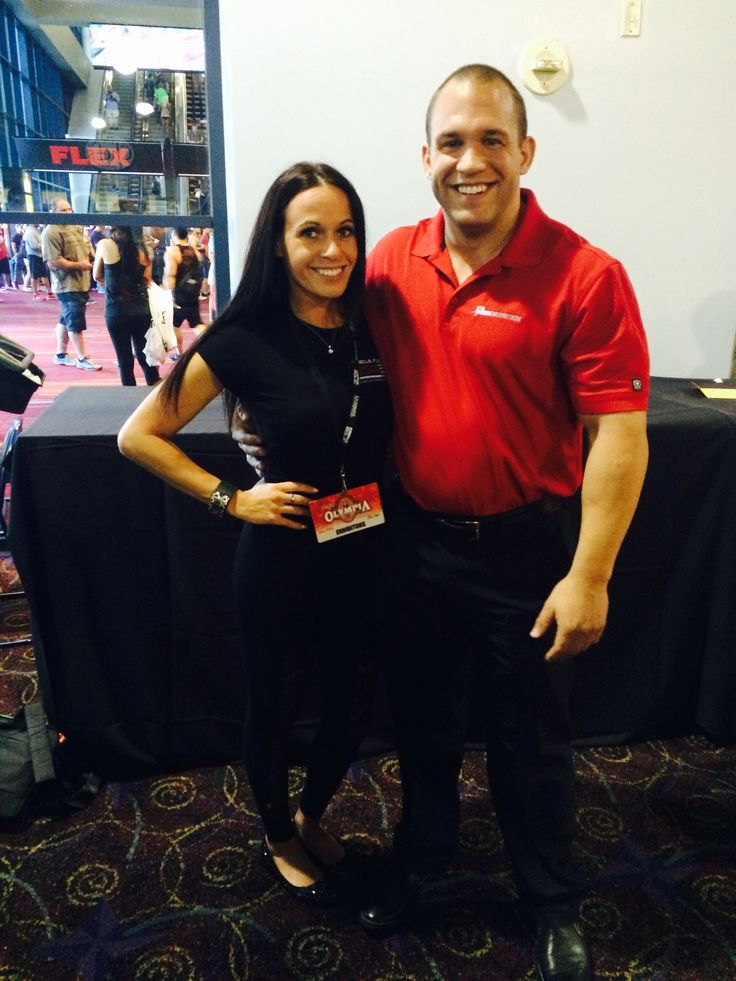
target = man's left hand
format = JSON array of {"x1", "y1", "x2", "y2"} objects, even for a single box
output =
[
  {"x1": 231, "y1": 403, "x2": 266, "y2": 476},
  {"x1": 530, "y1": 574, "x2": 608, "y2": 662}
]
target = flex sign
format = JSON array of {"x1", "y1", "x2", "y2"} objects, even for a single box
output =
[
  {"x1": 15, "y1": 138, "x2": 164, "y2": 175},
  {"x1": 50, "y1": 144, "x2": 133, "y2": 167}
]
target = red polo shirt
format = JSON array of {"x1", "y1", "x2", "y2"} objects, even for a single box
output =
[{"x1": 365, "y1": 189, "x2": 649, "y2": 515}]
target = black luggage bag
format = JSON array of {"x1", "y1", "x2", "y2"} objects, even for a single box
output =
[{"x1": 0, "y1": 334, "x2": 45, "y2": 413}]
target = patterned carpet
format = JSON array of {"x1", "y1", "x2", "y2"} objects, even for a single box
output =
[{"x1": 0, "y1": 555, "x2": 735, "y2": 980}]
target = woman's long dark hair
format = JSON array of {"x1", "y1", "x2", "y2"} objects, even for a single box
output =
[
  {"x1": 110, "y1": 226, "x2": 145, "y2": 285},
  {"x1": 160, "y1": 162, "x2": 366, "y2": 424}
]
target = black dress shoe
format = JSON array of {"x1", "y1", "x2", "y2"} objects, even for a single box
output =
[
  {"x1": 536, "y1": 920, "x2": 592, "y2": 981},
  {"x1": 358, "y1": 871, "x2": 424, "y2": 936},
  {"x1": 259, "y1": 840, "x2": 340, "y2": 906}
]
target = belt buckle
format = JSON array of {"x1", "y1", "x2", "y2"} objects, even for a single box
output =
[{"x1": 436, "y1": 516, "x2": 482, "y2": 540}]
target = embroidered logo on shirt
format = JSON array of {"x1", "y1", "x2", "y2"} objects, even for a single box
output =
[
  {"x1": 632, "y1": 378, "x2": 643, "y2": 391},
  {"x1": 473, "y1": 304, "x2": 522, "y2": 323}
]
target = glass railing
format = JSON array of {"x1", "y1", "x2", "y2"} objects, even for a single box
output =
[{"x1": 0, "y1": 163, "x2": 211, "y2": 219}]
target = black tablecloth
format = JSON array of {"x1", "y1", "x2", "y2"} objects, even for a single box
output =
[
  {"x1": 570, "y1": 379, "x2": 736, "y2": 745},
  {"x1": 10, "y1": 387, "x2": 250, "y2": 772},
  {"x1": 9, "y1": 379, "x2": 736, "y2": 775}
]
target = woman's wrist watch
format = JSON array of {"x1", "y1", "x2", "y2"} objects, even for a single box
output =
[{"x1": 207, "y1": 480, "x2": 237, "y2": 518}]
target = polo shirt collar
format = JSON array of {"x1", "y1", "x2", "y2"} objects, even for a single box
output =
[{"x1": 411, "y1": 188, "x2": 549, "y2": 276}]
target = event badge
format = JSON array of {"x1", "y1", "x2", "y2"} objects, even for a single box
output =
[{"x1": 309, "y1": 481, "x2": 385, "y2": 543}]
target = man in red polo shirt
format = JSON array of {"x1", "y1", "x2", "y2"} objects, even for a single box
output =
[{"x1": 358, "y1": 65, "x2": 649, "y2": 981}]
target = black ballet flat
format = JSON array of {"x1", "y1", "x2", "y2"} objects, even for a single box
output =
[
  {"x1": 259, "y1": 839, "x2": 341, "y2": 906},
  {"x1": 297, "y1": 835, "x2": 355, "y2": 885}
]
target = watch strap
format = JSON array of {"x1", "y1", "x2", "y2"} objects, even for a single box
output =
[{"x1": 207, "y1": 480, "x2": 237, "y2": 517}]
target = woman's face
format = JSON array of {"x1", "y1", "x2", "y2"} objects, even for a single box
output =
[{"x1": 278, "y1": 184, "x2": 358, "y2": 321}]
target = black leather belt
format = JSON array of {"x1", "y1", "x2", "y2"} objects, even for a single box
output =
[{"x1": 429, "y1": 497, "x2": 563, "y2": 541}]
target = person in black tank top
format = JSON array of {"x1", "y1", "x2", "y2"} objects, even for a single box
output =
[
  {"x1": 92, "y1": 227, "x2": 160, "y2": 386},
  {"x1": 163, "y1": 227, "x2": 205, "y2": 360},
  {"x1": 119, "y1": 164, "x2": 393, "y2": 907}
]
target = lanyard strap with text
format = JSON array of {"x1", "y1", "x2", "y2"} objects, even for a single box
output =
[{"x1": 291, "y1": 316, "x2": 360, "y2": 491}]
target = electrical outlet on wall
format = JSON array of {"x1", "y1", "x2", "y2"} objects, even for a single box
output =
[{"x1": 621, "y1": 0, "x2": 642, "y2": 36}]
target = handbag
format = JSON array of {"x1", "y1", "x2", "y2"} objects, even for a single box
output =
[
  {"x1": 0, "y1": 702, "x2": 57, "y2": 820},
  {"x1": 144, "y1": 282, "x2": 177, "y2": 366},
  {"x1": 0, "y1": 702, "x2": 101, "y2": 823}
]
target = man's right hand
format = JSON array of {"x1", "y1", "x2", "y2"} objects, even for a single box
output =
[{"x1": 232, "y1": 402, "x2": 266, "y2": 476}]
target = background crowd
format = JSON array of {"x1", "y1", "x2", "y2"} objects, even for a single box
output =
[{"x1": 0, "y1": 218, "x2": 215, "y2": 384}]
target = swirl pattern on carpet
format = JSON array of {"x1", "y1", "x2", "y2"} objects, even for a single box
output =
[{"x1": 0, "y1": 557, "x2": 734, "y2": 979}]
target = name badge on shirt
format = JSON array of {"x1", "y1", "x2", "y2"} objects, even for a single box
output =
[
  {"x1": 309, "y1": 481, "x2": 385, "y2": 543},
  {"x1": 356, "y1": 358, "x2": 386, "y2": 383}
]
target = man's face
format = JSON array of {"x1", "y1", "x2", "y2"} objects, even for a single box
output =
[
  {"x1": 423, "y1": 78, "x2": 535, "y2": 244},
  {"x1": 55, "y1": 200, "x2": 72, "y2": 215}
]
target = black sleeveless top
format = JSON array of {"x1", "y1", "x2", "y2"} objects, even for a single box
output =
[
  {"x1": 173, "y1": 245, "x2": 202, "y2": 303},
  {"x1": 104, "y1": 256, "x2": 149, "y2": 318}
]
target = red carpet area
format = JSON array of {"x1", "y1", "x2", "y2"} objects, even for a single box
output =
[{"x1": 0, "y1": 285, "x2": 205, "y2": 440}]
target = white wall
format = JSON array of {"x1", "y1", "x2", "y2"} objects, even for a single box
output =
[{"x1": 219, "y1": 0, "x2": 736, "y2": 378}]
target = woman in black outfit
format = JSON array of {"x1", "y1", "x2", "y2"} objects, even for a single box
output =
[
  {"x1": 119, "y1": 163, "x2": 392, "y2": 904},
  {"x1": 93, "y1": 227, "x2": 160, "y2": 386}
]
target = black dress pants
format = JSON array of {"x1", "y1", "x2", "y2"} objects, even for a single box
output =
[
  {"x1": 383, "y1": 487, "x2": 586, "y2": 919},
  {"x1": 234, "y1": 523, "x2": 382, "y2": 843}
]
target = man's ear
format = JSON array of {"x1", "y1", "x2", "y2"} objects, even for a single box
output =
[
  {"x1": 519, "y1": 136, "x2": 536, "y2": 176},
  {"x1": 422, "y1": 145, "x2": 431, "y2": 178}
]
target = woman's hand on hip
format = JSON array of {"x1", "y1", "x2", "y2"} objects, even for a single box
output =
[{"x1": 233, "y1": 479, "x2": 318, "y2": 529}]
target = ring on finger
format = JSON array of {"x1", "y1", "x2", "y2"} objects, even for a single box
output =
[{"x1": 290, "y1": 493, "x2": 295, "y2": 505}]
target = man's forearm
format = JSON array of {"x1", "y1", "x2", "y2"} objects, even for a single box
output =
[
  {"x1": 530, "y1": 410, "x2": 648, "y2": 660},
  {"x1": 47, "y1": 257, "x2": 86, "y2": 272},
  {"x1": 571, "y1": 411, "x2": 649, "y2": 585}
]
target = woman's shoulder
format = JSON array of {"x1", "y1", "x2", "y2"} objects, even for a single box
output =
[
  {"x1": 199, "y1": 311, "x2": 281, "y2": 357},
  {"x1": 195, "y1": 317, "x2": 254, "y2": 384},
  {"x1": 97, "y1": 238, "x2": 118, "y2": 260}
]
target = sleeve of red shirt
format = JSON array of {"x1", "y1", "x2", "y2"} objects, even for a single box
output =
[{"x1": 561, "y1": 259, "x2": 650, "y2": 416}]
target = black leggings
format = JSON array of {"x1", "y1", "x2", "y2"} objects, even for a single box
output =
[
  {"x1": 234, "y1": 523, "x2": 382, "y2": 842},
  {"x1": 105, "y1": 309, "x2": 160, "y2": 386}
]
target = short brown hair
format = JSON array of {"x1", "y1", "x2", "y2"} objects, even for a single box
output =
[{"x1": 425, "y1": 64, "x2": 528, "y2": 143}]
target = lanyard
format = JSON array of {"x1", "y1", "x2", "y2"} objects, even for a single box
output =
[{"x1": 291, "y1": 315, "x2": 360, "y2": 491}]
